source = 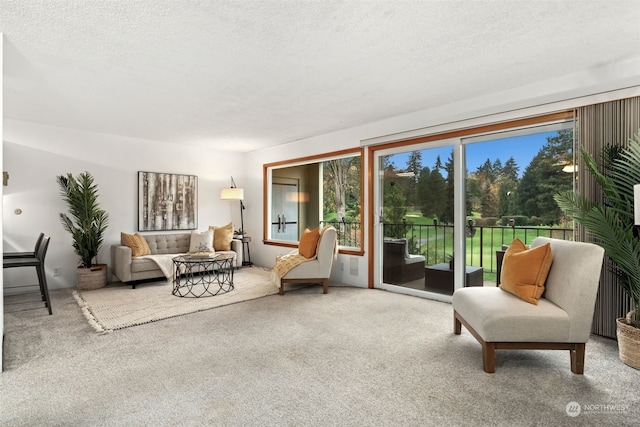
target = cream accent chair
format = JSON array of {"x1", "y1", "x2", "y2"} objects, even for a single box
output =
[
  {"x1": 280, "y1": 226, "x2": 338, "y2": 295},
  {"x1": 452, "y1": 237, "x2": 604, "y2": 374}
]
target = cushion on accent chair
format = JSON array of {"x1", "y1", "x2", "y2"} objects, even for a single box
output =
[
  {"x1": 121, "y1": 232, "x2": 151, "y2": 257},
  {"x1": 189, "y1": 230, "x2": 215, "y2": 254},
  {"x1": 499, "y1": 238, "x2": 552, "y2": 304},
  {"x1": 299, "y1": 227, "x2": 321, "y2": 259},
  {"x1": 209, "y1": 222, "x2": 234, "y2": 251}
]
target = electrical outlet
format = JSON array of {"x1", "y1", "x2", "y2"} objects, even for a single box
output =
[
  {"x1": 350, "y1": 258, "x2": 358, "y2": 275},
  {"x1": 53, "y1": 267, "x2": 61, "y2": 277}
]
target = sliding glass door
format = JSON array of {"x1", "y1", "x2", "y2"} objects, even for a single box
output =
[
  {"x1": 462, "y1": 124, "x2": 575, "y2": 283},
  {"x1": 373, "y1": 119, "x2": 574, "y2": 300},
  {"x1": 376, "y1": 140, "x2": 462, "y2": 299}
]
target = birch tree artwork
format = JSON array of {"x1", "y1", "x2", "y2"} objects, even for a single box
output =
[{"x1": 138, "y1": 172, "x2": 197, "y2": 231}]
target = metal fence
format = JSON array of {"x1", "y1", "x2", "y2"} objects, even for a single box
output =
[
  {"x1": 321, "y1": 220, "x2": 362, "y2": 248},
  {"x1": 320, "y1": 220, "x2": 573, "y2": 275},
  {"x1": 385, "y1": 222, "x2": 573, "y2": 274}
]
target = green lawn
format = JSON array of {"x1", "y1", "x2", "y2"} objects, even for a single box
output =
[{"x1": 398, "y1": 211, "x2": 570, "y2": 283}]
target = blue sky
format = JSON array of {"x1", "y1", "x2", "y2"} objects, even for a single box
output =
[{"x1": 387, "y1": 131, "x2": 556, "y2": 178}]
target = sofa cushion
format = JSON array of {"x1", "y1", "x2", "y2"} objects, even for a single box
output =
[
  {"x1": 144, "y1": 234, "x2": 191, "y2": 255},
  {"x1": 453, "y1": 287, "x2": 570, "y2": 342},
  {"x1": 499, "y1": 238, "x2": 552, "y2": 305},
  {"x1": 189, "y1": 230, "x2": 214, "y2": 253},
  {"x1": 131, "y1": 257, "x2": 164, "y2": 273},
  {"x1": 209, "y1": 222, "x2": 234, "y2": 251},
  {"x1": 121, "y1": 232, "x2": 151, "y2": 257}
]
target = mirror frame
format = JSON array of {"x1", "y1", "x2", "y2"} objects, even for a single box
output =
[{"x1": 263, "y1": 147, "x2": 364, "y2": 256}]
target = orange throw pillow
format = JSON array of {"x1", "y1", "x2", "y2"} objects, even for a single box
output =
[
  {"x1": 121, "y1": 232, "x2": 151, "y2": 257},
  {"x1": 299, "y1": 227, "x2": 321, "y2": 259},
  {"x1": 499, "y1": 238, "x2": 553, "y2": 305}
]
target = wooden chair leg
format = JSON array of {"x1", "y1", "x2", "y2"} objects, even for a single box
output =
[
  {"x1": 454, "y1": 313, "x2": 462, "y2": 335},
  {"x1": 482, "y1": 342, "x2": 496, "y2": 373},
  {"x1": 322, "y1": 279, "x2": 328, "y2": 294},
  {"x1": 570, "y1": 344, "x2": 585, "y2": 374},
  {"x1": 279, "y1": 279, "x2": 284, "y2": 295}
]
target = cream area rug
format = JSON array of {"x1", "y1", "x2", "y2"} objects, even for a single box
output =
[{"x1": 73, "y1": 267, "x2": 277, "y2": 333}]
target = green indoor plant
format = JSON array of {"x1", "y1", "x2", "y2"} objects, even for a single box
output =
[
  {"x1": 554, "y1": 129, "x2": 640, "y2": 369},
  {"x1": 57, "y1": 171, "x2": 109, "y2": 289}
]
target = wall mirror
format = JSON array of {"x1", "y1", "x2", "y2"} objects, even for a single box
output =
[{"x1": 263, "y1": 148, "x2": 363, "y2": 255}]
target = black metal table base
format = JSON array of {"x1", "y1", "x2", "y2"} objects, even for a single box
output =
[{"x1": 172, "y1": 256, "x2": 234, "y2": 298}]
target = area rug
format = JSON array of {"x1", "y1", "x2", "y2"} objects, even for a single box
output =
[{"x1": 73, "y1": 267, "x2": 277, "y2": 333}]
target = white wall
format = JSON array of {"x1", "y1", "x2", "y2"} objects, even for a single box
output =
[
  {"x1": 1, "y1": 33, "x2": 5, "y2": 369},
  {"x1": 2, "y1": 120, "x2": 244, "y2": 289}
]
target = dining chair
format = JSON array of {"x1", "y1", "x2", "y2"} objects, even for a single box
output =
[
  {"x1": 3, "y1": 232, "x2": 45, "y2": 259},
  {"x1": 3, "y1": 235, "x2": 52, "y2": 315}
]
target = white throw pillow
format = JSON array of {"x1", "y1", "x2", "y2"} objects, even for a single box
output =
[{"x1": 189, "y1": 230, "x2": 214, "y2": 253}]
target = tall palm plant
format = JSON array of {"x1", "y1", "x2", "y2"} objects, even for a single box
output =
[
  {"x1": 554, "y1": 130, "x2": 640, "y2": 327},
  {"x1": 57, "y1": 172, "x2": 109, "y2": 269}
]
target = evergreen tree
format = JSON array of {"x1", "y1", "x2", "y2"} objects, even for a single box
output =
[
  {"x1": 444, "y1": 152, "x2": 455, "y2": 222},
  {"x1": 502, "y1": 157, "x2": 519, "y2": 181},
  {"x1": 405, "y1": 151, "x2": 422, "y2": 208},
  {"x1": 497, "y1": 157, "x2": 520, "y2": 217},
  {"x1": 383, "y1": 180, "x2": 407, "y2": 237},
  {"x1": 418, "y1": 166, "x2": 446, "y2": 220},
  {"x1": 417, "y1": 166, "x2": 431, "y2": 216},
  {"x1": 475, "y1": 159, "x2": 497, "y2": 217},
  {"x1": 434, "y1": 155, "x2": 443, "y2": 171},
  {"x1": 516, "y1": 130, "x2": 573, "y2": 223}
]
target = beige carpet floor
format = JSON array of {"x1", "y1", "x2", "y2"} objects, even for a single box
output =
[
  {"x1": 73, "y1": 267, "x2": 278, "y2": 332},
  {"x1": 3, "y1": 285, "x2": 640, "y2": 425}
]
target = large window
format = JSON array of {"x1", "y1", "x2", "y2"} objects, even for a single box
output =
[{"x1": 264, "y1": 148, "x2": 363, "y2": 254}]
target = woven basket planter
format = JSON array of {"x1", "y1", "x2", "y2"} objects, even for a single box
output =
[
  {"x1": 77, "y1": 264, "x2": 107, "y2": 290},
  {"x1": 616, "y1": 315, "x2": 640, "y2": 370}
]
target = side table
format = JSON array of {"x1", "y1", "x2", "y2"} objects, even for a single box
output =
[
  {"x1": 241, "y1": 236, "x2": 253, "y2": 266},
  {"x1": 424, "y1": 263, "x2": 484, "y2": 295}
]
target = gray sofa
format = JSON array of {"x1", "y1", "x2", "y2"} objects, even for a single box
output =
[{"x1": 111, "y1": 232, "x2": 243, "y2": 287}]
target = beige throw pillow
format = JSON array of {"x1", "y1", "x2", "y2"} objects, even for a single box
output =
[
  {"x1": 209, "y1": 222, "x2": 234, "y2": 251},
  {"x1": 189, "y1": 230, "x2": 215, "y2": 254},
  {"x1": 121, "y1": 232, "x2": 151, "y2": 257}
]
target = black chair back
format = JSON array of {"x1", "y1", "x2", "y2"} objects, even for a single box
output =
[{"x1": 37, "y1": 235, "x2": 50, "y2": 262}]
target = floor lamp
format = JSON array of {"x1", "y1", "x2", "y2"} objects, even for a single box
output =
[{"x1": 220, "y1": 176, "x2": 245, "y2": 235}]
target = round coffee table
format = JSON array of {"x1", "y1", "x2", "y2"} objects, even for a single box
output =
[{"x1": 172, "y1": 253, "x2": 235, "y2": 297}]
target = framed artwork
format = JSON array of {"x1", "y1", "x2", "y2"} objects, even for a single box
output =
[{"x1": 138, "y1": 171, "x2": 198, "y2": 231}]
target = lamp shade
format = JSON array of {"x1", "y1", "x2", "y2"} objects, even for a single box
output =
[
  {"x1": 220, "y1": 187, "x2": 244, "y2": 201},
  {"x1": 634, "y1": 184, "x2": 640, "y2": 225}
]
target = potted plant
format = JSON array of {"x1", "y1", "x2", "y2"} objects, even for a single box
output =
[
  {"x1": 234, "y1": 228, "x2": 244, "y2": 239},
  {"x1": 57, "y1": 172, "x2": 109, "y2": 290},
  {"x1": 554, "y1": 129, "x2": 640, "y2": 369}
]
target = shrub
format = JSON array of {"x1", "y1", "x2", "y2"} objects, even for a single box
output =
[
  {"x1": 475, "y1": 217, "x2": 498, "y2": 227},
  {"x1": 500, "y1": 215, "x2": 529, "y2": 226}
]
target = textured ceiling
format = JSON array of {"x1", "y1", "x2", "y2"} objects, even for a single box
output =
[{"x1": 2, "y1": 1, "x2": 640, "y2": 152}]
